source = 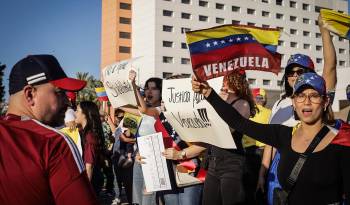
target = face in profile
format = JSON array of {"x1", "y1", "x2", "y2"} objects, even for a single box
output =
[{"x1": 32, "y1": 83, "x2": 69, "y2": 127}]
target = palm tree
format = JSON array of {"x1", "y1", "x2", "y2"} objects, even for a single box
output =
[{"x1": 76, "y1": 72, "x2": 103, "y2": 104}]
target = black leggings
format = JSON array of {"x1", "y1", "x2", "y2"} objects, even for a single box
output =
[{"x1": 202, "y1": 154, "x2": 245, "y2": 205}]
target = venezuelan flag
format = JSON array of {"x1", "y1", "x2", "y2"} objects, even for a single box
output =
[
  {"x1": 320, "y1": 9, "x2": 350, "y2": 40},
  {"x1": 186, "y1": 25, "x2": 282, "y2": 81},
  {"x1": 95, "y1": 87, "x2": 109, "y2": 101}
]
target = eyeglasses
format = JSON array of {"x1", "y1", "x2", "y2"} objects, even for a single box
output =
[
  {"x1": 286, "y1": 69, "x2": 305, "y2": 77},
  {"x1": 294, "y1": 93, "x2": 323, "y2": 104}
]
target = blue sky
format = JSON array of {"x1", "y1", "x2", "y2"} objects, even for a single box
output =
[{"x1": 0, "y1": 0, "x2": 101, "y2": 99}]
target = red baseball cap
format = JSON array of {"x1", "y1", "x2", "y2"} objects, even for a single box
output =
[{"x1": 9, "y1": 55, "x2": 87, "y2": 95}]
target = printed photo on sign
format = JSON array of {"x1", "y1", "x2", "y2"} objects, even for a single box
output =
[
  {"x1": 162, "y1": 78, "x2": 236, "y2": 149},
  {"x1": 102, "y1": 58, "x2": 140, "y2": 108}
]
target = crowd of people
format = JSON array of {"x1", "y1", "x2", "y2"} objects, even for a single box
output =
[{"x1": 1, "y1": 14, "x2": 350, "y2": 205}]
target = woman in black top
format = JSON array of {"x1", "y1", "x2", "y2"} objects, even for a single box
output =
[
  {"x1": 192, "y1": 73, "x2": 350, "y2": 205},
  {"x1": 201, "y1": 70, "x2": 256, "y2": 205}
]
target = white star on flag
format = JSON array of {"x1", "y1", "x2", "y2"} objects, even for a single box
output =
[
  {"x1": 229, "y1": 38, "x2": 233, "y2": 42},
  {"x1": 221, "y1": 40, "x2": 226, "y2": 44},
  {"x1": 236, "y1": 37, "x2": 241, "y2": 41},
  {"x1": 213, "y1": 41, "x2": 218, "y2": 45},
  {"x1": 206, "y1": 43, "x2": 211, "y2": 47},
  {"x1": 244, "y1": 36, "x2": 249, "y2": 40},
  {"x1": 305, "y1": 79, "x2": 311, "y2": 83}
]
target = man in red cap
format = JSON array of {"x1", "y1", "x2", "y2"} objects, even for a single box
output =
[{"x1": 0, "y1": 55, "x2": 98, "y2": 205}]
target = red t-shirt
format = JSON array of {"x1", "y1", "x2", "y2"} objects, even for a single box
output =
[
  {"x1": 83, "y1": 131, "x2": 98, "y2": 165},
  {"x1": 0, "y1": 114, "x2": 98, "y2": 205}
]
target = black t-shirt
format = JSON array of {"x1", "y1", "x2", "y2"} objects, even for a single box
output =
[{"x1": 206, "y1": 91, "x2": 350, "y2": 205}]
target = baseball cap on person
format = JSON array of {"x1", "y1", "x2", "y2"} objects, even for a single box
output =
[
  {"x1": 293, "y1": 73, "x2": 326, "y2": 96},
  {"x1": 9, "y1": 55, "x2": 86, "y2": 95},
  {"x1": 285, "y1": 53, "x2": 315, "y2": 72}
]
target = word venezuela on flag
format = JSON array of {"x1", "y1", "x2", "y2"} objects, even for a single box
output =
[{"x1": 186, "y1": 24, "x2": 282, "y2": 81}]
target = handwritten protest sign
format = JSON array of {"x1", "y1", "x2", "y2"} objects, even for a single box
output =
[
  {"x1": 102, "y1": 58, "x2": 140, "y2": 108},
  {"x1": 162, "y1": 78, "x2": 235, "y2": 149}
]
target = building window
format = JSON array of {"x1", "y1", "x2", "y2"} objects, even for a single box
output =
[
  {"x1": 303, "y1": 44, "x2": 310, "y2": 49},
  {"x1": 247, "y1": 22, "x2": 255, "y2": 26},
  {"x1": 316, "y1": 45, "x2": 322, "y2": 51},
  {"x1": 119, "y1": 17, "x2": 131, "y2": 24},
  {"x1": 290, "y1": 16, "x2": 297, "y2": 22},
  {"x1": 262, "y1": 0, "x2": 269, "y2": 3},
  {"x1": 277, "y1": 80, "x2": 283, "y2": 86},
  {"x1": 163, "y1": 56, "x2": 174, "y2": 63},
  {"x1": 262, "y1": 24, "x2": 270, "y2": 28},
  {"x1": 199, "y1": 15, "x2": 209, "y2": 22},
  {"x1": 181, "y1": 12, "x2": 191, "y2": 19},
  {"x1": 163, "y1": 41, "x2": 173, "y2": 47},
  {"x1": 247, "y1": 8, "x2": 255, "y2": 15},
  {"x1": 119, "y1": 32, "x2": 131, "y2": 39},
  {"x1": 120, "y1": 2, "x2": 131, "y2": 10},
  {"x1": 181, "y1": 0, "x2": 191, "y2": 4},
  {"x1": 339, "y1": 48, "x2": 345, "y2": 54},
  {"x1": 303, "y1": 18, "x2": 310, "y2": 24},
  {"x1": 277, "y1": 26, "x2": 284, "y2": 31},
  {"x1": 181, "y1": 27, "x2": 191, "y2": 34},
  {"x1": 276, "y1": 0, "x2": 283, "y2": 5},
  {"x1": 339, "y1": 36, "x2": 345, "y2": 42},
  {"x1": 163, "y1": 10, "x2": 173, "y2": 17},
  {"x1": 232, "y1": 6, "x2": 240, "y2": 12},
  {"x1": 163, "y1": 72, "x2": 173, "y2": 79},
  {"x1": 278, "y1": 40, "x2": 284, "y2": 46},
  {"x1": 232, "y1": 20, "x2": 240, "y2": 25},
  {"x1": 199, "y1": 0, "x2": 208, "y2": 7},
  {"x1": 315, "y1": 33, "x2": 321, "y2": 38},
  {"x1": 316, "y1": 58, "x2": 322, "y2": 64},
  {"x1": 303, "y1": 31, "x2": 310, "y2": 37},
  {"x1": 263, "y1": 80, "x2": 271, "y2": 86},
  {"x1": 339, "y1": 61, "x2": 346, "y2": 66},
  {"x1": 216, "y1": 17, "x2": 225, "y2": 24},
  {"x1": 290, "y1": 29, "x2": 297, "y2": 35},
  {"x1": 262, "y1": 11, "x2": 270, "y2": 17},
  {"x1": 276, "y1": 13, "x2": 284, "y2": 19},
  {"x1": 181, "y1": 42, "x2": 187, "y2": 49},
  {"x1": 302, "y1": 3, "x2": 309, "y2": 11},
  {"x1": 119, "y1": 46, "x2": 130, "y2": 53},
  {"x1": 248, "y1": 78, "x2": 256, "y2": 85},
  {"x1": 315, "y1": 6, "x2": 322, "y2": 13},
  {"x1": 181, "y1": 58, "x2": 190, "y2": 64},
  {"x1": 290, "y1": 1, "x2": 296, "y2": 8},
  {"x1": 216, "y1": 3, "x2": 225, "y2": 10},
  {"x1": 163, "y1": 25, "x2": 173, "y2": 32},
  {"x1": 290, "y1": 42, "x2": 298, "y2": 48}
]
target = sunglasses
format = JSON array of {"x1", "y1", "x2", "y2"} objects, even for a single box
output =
[{"x1": 286, "y1": 69, "x2": 305, "y2": 77}]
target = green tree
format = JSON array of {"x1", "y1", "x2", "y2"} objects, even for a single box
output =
[{"x1": 76, "y1": 72, "x2": 102, "y2": 104}]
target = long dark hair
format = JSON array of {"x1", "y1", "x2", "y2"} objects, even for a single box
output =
[
  {"x1": 79, "y1": 101, "x2": 105, "y2": 155},
  {"x1": 224, "y1": 72, "x2": 257, "y2": 117},
  {"x1": 281, "y1": 66, "x2": 315, "y2": 99}
]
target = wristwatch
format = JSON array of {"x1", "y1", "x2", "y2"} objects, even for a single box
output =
[{"x1": 179, "y1": 150, "x2": 187, "y2": 160}]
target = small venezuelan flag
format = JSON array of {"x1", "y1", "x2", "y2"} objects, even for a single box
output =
[
  {"x1": 95, "y1": 87, "x2": 109, "y2": 102},
  {"x1": 186, "y1": 25, "x2": 282, "y2": 81},
  {"x1": 320, "y1": 9, "x2": 350, "y2": 40}
]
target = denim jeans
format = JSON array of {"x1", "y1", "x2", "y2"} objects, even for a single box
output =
[
  {"x1": 132, "y1": 162, "x2": 157, "y2": 205},
  {"x1": 159, "y1": 184, "x2": 203, "y2": 205}
]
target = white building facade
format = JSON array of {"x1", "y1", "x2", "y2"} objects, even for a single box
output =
[{"x1": 131, "y1": 0, "x2": 349, "y2": 111}]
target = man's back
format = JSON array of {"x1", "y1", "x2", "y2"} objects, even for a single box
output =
[{"x1": 0, "y1": 114, "x2": 97, "y2": 205}]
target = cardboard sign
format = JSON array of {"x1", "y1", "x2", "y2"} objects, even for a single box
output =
[
  {"x1": 162, "y1": 78, "x2": 236, "y2": 149},
  {"x1": 102, "y1": 58, "x2": 140, "y2": 108}
]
